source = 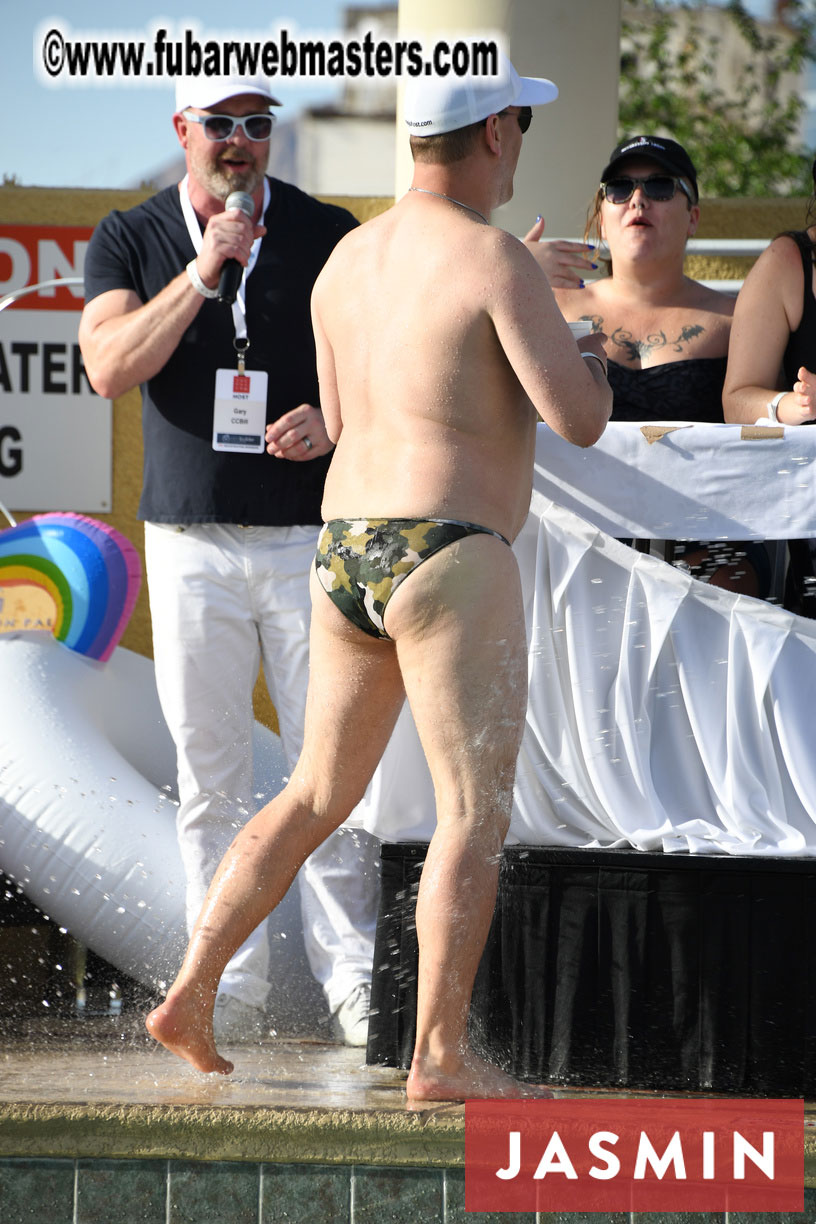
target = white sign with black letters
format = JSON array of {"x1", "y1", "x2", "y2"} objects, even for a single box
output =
[{"x1": 0, "y1": 309, "x2": 111, "y2": 512}]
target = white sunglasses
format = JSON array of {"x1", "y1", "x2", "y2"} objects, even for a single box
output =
[{"x1": 182, "y1": 110, "x2": 275, "y2": 142}]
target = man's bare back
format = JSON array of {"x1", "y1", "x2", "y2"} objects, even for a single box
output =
[{"x1": 313, "y1": 195, "x2": 609, "y2": 544}]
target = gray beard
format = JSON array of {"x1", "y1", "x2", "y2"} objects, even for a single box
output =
[
  {"x1": 191, "y1": 149, "x2": 268, "y2": 201},
  {"x1": 206, "y1": 165, "x2": 264, "y2": 199}
]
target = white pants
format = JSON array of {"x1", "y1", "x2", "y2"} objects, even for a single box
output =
[{"x1": 144, "y1": 521, "x2": 380, "y2": 1014}]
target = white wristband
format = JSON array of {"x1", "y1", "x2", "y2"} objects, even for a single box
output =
[
  {"x1": 186, "y1": 258, "x2": 219, "y2": 299},
  {"x1": 767, "y1": 391, "x2": 786, "y2": 422},
  {"x1": 581, "y1": 350, "x2": 608, "y2": 377}
]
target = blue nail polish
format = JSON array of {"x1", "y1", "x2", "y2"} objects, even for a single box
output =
[
  {"x1": 579, "y1": 280, "x2": 585, "y2": 289},
  {"x1": 591, "y1": 263, "x2": 598, "y2": 270},
  {"x1": 535, "y1": 215, "x2": 542, "y2": 224},
  {"x1": 587, "y1": 243, "x2": 596, "y2": 250}
]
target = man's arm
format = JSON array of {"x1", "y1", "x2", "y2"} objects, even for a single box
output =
[
  {"x1": 490, "y1": 232, "x2": 612, "y2": 446},
  {"x1": 79, "y1": 205, "x2": 264, "y2": 400},
  {"x1": 309, "y1": 279, "x2": 342, "y2": 444},
  {"x1": 79, "y1": 279, "x2": 206, "y2": 400}
]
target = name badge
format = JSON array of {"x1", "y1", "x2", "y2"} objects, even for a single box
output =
[{"x1": 212, "y1": 368, "x2": 268, "y2": 453}]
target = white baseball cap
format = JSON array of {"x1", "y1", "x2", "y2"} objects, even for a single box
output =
[
  {"x1": 175, "y1": 75, "x2": 281, "y2": 113},
  {"x1": 404, "y1": 52, "x2": 557, "y2": 137}
]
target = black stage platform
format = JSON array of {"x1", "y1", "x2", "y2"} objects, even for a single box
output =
[{"x1": 366, "y1": 844, "x2": 816, "y2": 1096}]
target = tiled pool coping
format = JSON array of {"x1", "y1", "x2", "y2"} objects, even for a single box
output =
[
  {"x1": 3, "y1": 1019, "x2": 816, "y2": 1221},
  {"x1": 0, "y1": 1100, "x2": 463, "y2": 1167}
]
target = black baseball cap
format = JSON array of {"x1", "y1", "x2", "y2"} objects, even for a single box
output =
[{"x1": 601, "y1": 135, "x2": 699, "y2": 203}]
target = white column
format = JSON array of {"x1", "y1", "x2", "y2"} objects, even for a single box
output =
[{"x1": 395, "y1": 0, "x2": 621, "y2": 241}]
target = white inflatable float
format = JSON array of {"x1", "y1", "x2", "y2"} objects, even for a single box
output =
[{"x1": 0, "y1": 513, "x2": 327, "y2": 1027}]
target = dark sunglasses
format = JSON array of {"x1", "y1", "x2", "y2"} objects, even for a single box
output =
[
  {"x1": 497, "y1": 106, "x2": 533, "y2": 134},
  {"x1": 183, "y1": 110, "x2": 275, "y2": 142},
  {"x1": 601, "y1": 174, "x2": 693, "y2": 205}
]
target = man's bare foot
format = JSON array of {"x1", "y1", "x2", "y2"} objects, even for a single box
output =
[
  {"x1": 406, "y1": 1049, "x2": 552, "y2": 1102},
  {"x1": 146, "y1": 993, "x2": 234, "y2": 1075}
]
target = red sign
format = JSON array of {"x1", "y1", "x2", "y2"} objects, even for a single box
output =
[
  {"x1": 465, "y1": 1098, "x2": 803, "y2": 1212},
  {"x1": 233, "y1": 374, "x2": 251, "y2": 394},
  {"x1": 0, "y1": 224, "x2": 91, "y2": 311}
]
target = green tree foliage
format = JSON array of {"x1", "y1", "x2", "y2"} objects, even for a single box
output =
[{"x1": 619, "y1": 0, "x2": 815, "y2": 194}]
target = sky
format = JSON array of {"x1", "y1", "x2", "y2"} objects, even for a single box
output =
[
  {"x1": 3, "y1": 0, "x2": 355, "y2": 189},
  {"x1": 4, "y1": 0, "x2": 774, "y2": 191}
]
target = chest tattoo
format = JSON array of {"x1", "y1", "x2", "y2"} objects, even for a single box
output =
[{"x1": 574, "y1": 316, "x2": 706, "y2": 361}]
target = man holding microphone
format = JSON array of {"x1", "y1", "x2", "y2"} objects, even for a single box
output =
[{"x1": 79, "y1": 74, "x2": 379, "y2": 1048}]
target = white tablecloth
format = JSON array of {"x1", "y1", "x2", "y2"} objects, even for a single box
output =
[
  {"x1": 533, "y1": 420, "x2": 816, "y2": 540},
  {"x1": 349, "y1": 424, "x2": 816, "y2": 856}
]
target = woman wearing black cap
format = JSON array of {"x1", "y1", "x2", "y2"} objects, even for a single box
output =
[
  {"x1": 723, "y1": 160, "x2": 816, "y2": 427},
  {"x1": 552, "y1": 135, "x2": 767, "y2": 595},
  {"x1": 554, "y1": 134, "x2": 735, "y2": 424}
]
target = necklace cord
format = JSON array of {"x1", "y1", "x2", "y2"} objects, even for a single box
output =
[{"x1": 407, "y1": 187, "x2": 490, "y2": 225}]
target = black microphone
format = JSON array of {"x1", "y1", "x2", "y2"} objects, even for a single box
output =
[{"x1": 218, "y1": 191, "x2": 255, "y2": 305}]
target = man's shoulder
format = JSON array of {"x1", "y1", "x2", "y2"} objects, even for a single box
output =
[
  {"x1": 85, "y1": 185, "x2": 183, "y2": 296},
  {"x1": 95, "y1": 184, "x2": 179, "y2": 237},
  {"x1": 266, "y1": 177, "x2": 359, "y2": 235},
  {"x1": 475, "y1": 225, "x2": 544, "y2": 285}
]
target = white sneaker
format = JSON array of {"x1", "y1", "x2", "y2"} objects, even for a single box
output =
[
  {"x1": 212, "y1": 992, "x2": 270, "y2": 1044},
  {"x1": 331, "y1": 983, "x2": 371, "y2": 1047}
]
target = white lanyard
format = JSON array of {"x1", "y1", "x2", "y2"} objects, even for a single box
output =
[{"x1": 179, "y1": 174, "x2": 270, "y2": 341}]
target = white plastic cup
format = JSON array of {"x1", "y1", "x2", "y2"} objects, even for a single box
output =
[{"x1": 566, "y1": 320, "x2": 593, "y2": 339}]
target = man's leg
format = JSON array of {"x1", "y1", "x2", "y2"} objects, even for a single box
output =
[
  {"x1": 383, "y1": 532, "x2": 544, "y2": 1099},
  {"x1": 145, "y1": 522, "x2": 271, "y2": 1014},
  {"x1": 146, "y1": 570, "x2": 405, "y2": 1073},
  {"x1": 251, "y1": 525, "x2": 381, "y2": 1040}
]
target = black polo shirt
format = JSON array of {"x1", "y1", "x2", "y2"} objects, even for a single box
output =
[{"x1": 83, "y1": 177, "x2": 357, "y2": 525}]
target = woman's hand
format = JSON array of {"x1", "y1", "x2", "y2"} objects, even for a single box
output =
[
  {"x1": 781, "y1": 366, "x2": 816, "y2": 424},
  {"x1": 522, "y1": 216, "x2": 597, "y2": 289}
]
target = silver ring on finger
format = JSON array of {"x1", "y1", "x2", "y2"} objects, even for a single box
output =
[{"x1": 303, "y1": 435, "x2": 313, "y2": 451}]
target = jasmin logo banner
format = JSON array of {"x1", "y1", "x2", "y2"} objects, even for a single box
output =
[{"x1": 465, "y1": 1098, "x2": 803, "y2": 1213}]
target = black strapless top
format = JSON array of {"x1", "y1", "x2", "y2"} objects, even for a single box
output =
[
  {"x1": 608, "y1": 356, "x2": 728, "y2": 422},
  {"x1": 782, "y1": 231, "x2": 816, "y2": 385}
]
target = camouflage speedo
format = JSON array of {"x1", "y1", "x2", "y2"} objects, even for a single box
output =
[{"x1": 314, "y1": 517, "x2": 511, "y2": 640}]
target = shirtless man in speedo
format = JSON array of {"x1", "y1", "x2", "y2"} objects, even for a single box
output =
[{"x1": 147, "y1": 53, "x2": 611, "y2": 1101}]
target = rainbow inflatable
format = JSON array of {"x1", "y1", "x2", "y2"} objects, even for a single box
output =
[
  {"x1": 0, "y1": 513, "x2": 326, "y2": 1028},
  {"x1": 0, "y1": 512, "x2": 141, "y2": 660}
]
